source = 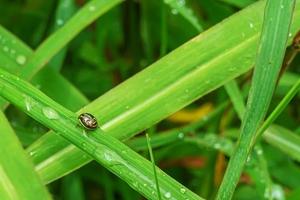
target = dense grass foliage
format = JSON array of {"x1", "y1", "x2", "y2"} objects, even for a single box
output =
[{"x1": 0, "y1": 0, "x2": 299, "y2": 200}]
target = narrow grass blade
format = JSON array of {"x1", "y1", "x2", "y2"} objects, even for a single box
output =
[
  {"x1": 48, "y1": 0, "x2": 76, "y2": 71},
  {"x1": 216, "y1": 1, "x2": 296, "y2": 199},
  {"x1": 146, "y1": 134, "x2": 162, "y2": 200},
  {"x1": 257, "y1": 78, "x2": 300, "y2": 139},
  {"x1": 128, "y1": 102, "x2": 227, "y2": 151},
  {"x1": 224, "y1": 70, "x2": 274, "y2": 199},
  {"x1": 224, "y1": 80, "x2": 246, "y2": 120},
  {"x1": 26, "y1": 0, "x2": 300, "y2": 184},
  {"x1": 0, "y1": 111, "x2": 51, "y2": 200},
  {"x1": 0, "y1": 68, "x2": 203, "y2": 200},
  {"x1": 20, "y1": 0, "x2": 123, "y2": 80},
  {"x1": 263, "y1": 125, "x2": 300, "y2": 162}
]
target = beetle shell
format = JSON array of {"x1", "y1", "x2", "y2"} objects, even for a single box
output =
[{"x1": 78, "y1": 113, "x2": 98, "y2": 130}]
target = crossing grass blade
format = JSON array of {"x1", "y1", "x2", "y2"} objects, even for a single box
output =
[
  {"x1": 224, "y1": 80, "x2": 246, "y2": 120},
  {"x1": 146, "y1": 133, "x2": 162, "y2": 200},
  {"x1": 264, "y1": 125, "x2": 300, "y2": 162},
  {"x1": 216, "y1": 1, "x2": 296, "y2": 199},
  {"x1": 256, "y1": 78, "x2": 300, "y2": 139}
]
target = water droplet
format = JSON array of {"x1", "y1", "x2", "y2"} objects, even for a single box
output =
[
  {"x1": 35, "y1": 84, "x2": 41, "y2": 89},
  {"x1": 280, "y1": 4, "x2": 284, "y2": 9},
  {"x1": 104, "y1": 151, "x2": 113, "y2": 161},
  {"x1": 289, "y1": 32, "x2": 292, "y2": 37},
  {"x1": 178, "y1": 132, "x2": 185, "y2": 139},
  {"x1": 132, "y1": 181, "x2": 139, "y2": 188},
  {"x1": 246, "y1": 156, "x2": 251, "y2": 162},
  {"x1": 164, "y1": 192, "x2": 171, "y2": 199},
  {"x1": 177, "y1": 0, "x2": 185, "y2": 7},
  {"x1": 89, "y1": 5, "x2": 96, "y2": 11},
  {"x1": 171, "y1": 9, "x2": 178, "y2": 15},
  {"x1": 214, "y1": 142, "x2": 221, "y2": 149},
  {"x1": 205, "y1": 80, "x2": 211, "y2": 84},
  {"x1": 271, "y1": 185, "x2": 285, "y2": 200},
  {"x1": 25, "y1": 100, "x2": 31, "y2": 111},
  {"x1": 82, "y1": 142, "x2": 87, "y2": 148},
  {"x1": 143, "y1": 183, "x2": 147, "y2": 187},
  {"x1": 56, "y1": 19, "x2": 64, "y2": 26},
  {"x1": 3, "y1": 46, "x2": 9, "y2": 52},
  {"x1": 16, "y1": 55, "x2": 27, "y2": 65},
  {"x1": 23, "y1": 95, "x2": 35, "y2": 112},
  {"x1": 255, "y1": 147, "x2": 263, "y2": 155},
  {"x1": 264, "y1": 184, "x2": 285, "y2": 200},
  {"x1": 180, "y1": 188, "x2": 186, "y2": 194},
  {"x1": 229, "y1": 67, "x2": 236, "y2": 72},
  {"x1": 42, "y1": 107, "x2": 59, "y2": 119},
  {"x1": 29, "y1": 151, "x2": 35, "y2": 156},
  {"x1": 249, "y1": 23, "x2": 254, "y2": 28}
]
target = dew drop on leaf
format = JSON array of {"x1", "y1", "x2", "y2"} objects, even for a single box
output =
[
  {"x1": 89, "y1": 5, "x2": 96, "y2": 11},
  {"x1": 42, "y1": 107, "x2": 59, "y2": 119},
  {"x1": 180, "y1": 188, "x2": 186, "y2": 194},
  {"x1": 16, "y1": 55, "x2": 27, "y2": 65},
  {"x1": 56, "y1": 19, "x2": 64, "y2": 26},
  {"x1": 164, "y1": 192, "x2": 171, "y2": 199}
]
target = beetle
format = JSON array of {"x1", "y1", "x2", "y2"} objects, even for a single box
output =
[{"x1": 78, "y1": 113, "x2": 98, "y2": 130}]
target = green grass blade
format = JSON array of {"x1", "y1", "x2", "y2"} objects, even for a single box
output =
[
  {"x1": 0, "y1": 111, "x2": 51, "y2": 200},
  {"x1": 0, "y1": 68, "x2": 203, "y2": 200},
  {"x1": 164, "y1": 0, "x2": 203, "y2": 32},
  {"x1": 0, "y1": 26, "x2": 32, "y2": 73},
  {"x1": 216, "y1": 1, "x2": 296, "y2": 199},
  {"x1": 263, "y1": 125, "x2": 300, "y2": 162},
  {"x1": 146, "y1": 133, "x2": 162, "y2": 200},
  {"x1": 224, "y1": 69, "x2": 274, "y2": 199},
  {"x1": 26, "y1": 0, "x2": 300, "y2": 184},
  {"x1": 0, "y1": 25, "x2": 89, "y2": 111},
  {"x1": 48, "y1": 0, "x2": 76, "y2": 71},
  {"x1": 128, "y1": 102, "x2": 227, "y2": 151},
  {"x1": 257, "y1": 78, "x2": 300, "y2": 138},
  {"x1": 224, "y1": 80, "x2": 246, "y2": 120},
  {"x1": 20, "y1": 0, "x2": 123, "y2": 80},
  {"x1": 61, "y1": 174, "x2": 85, "y2": 200},
  {"x1": 219, "y1": 0, "x2": 256, "y2": 8}
]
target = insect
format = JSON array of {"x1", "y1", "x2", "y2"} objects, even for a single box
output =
[{"x1": 78, "y1": 113, "x2": 98, "y2": 130}]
